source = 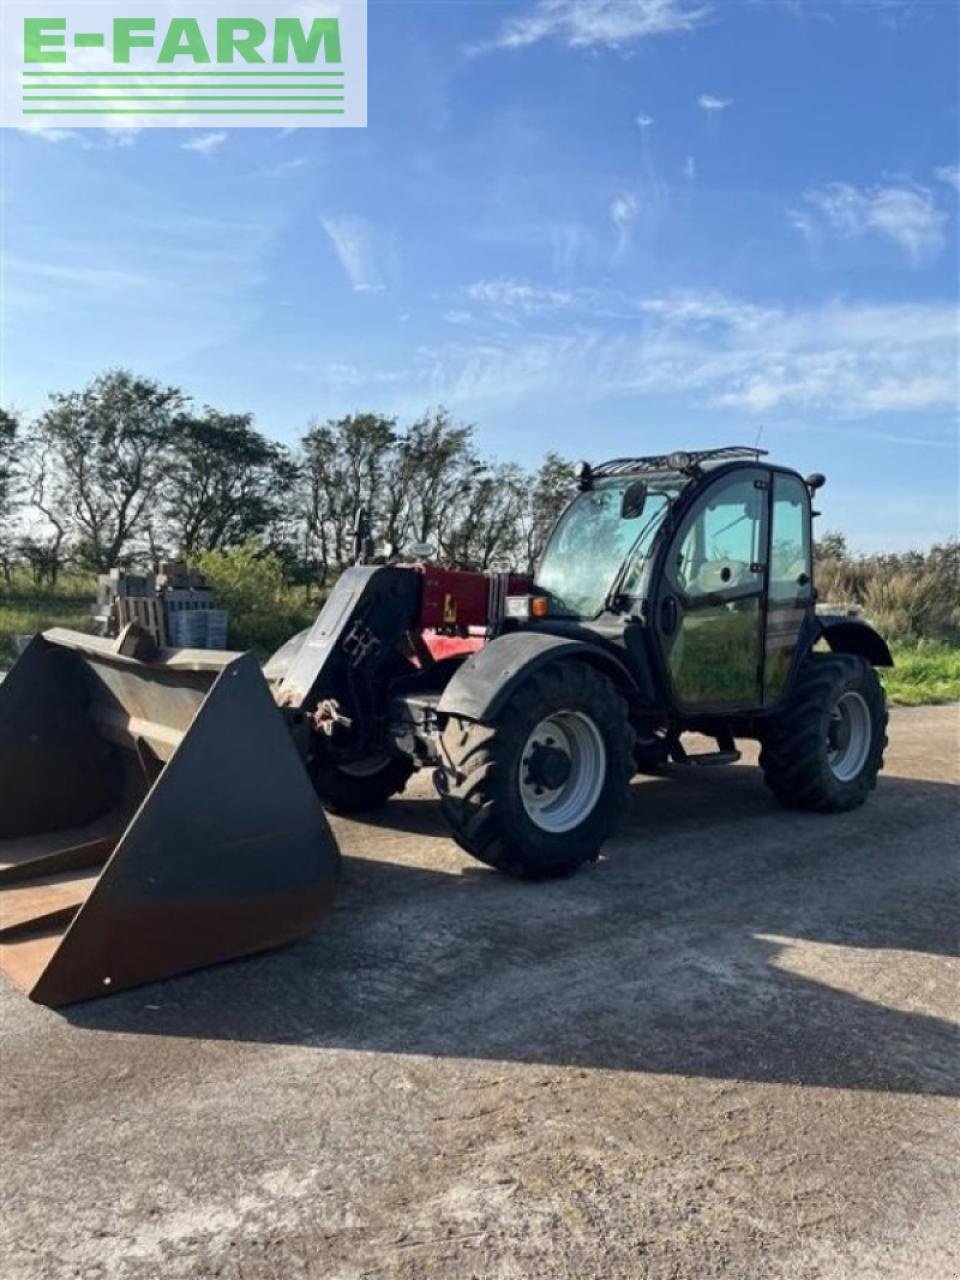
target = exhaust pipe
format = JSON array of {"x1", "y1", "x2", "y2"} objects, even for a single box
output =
[{"x1": 0, "y1": 629, "x2": 339, "y2": 1007}]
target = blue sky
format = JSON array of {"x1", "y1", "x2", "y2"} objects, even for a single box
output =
[{"x1": 2, "y1": 0, "x2": 958, "y2": 549}]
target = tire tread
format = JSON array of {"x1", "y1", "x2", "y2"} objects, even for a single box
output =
[
  {"x1": 760, "y1": 653, "x2": 887, "y2": 812},
  {"x1": 438, "y1": 662, "x2": 634, "y2": 878}
]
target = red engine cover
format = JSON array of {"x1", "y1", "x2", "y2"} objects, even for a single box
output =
[
  {"x1": 416, "y1": 566, "x2": 533, "y2": 664},
  {"x1": 419, "y1": 567, "x2": 492, "y2": 630}
]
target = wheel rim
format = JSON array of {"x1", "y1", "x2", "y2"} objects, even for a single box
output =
[
  {"x1": 519, "y1": 711, "x2": 606, "y2": 833},
  {"x1": 827, "y1": 691, "x2": 872, "y2": 782}
]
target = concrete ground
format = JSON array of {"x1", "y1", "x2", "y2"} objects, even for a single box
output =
[{"x1": 1, "y1": 705, "x2": 957, "y2": 1280}]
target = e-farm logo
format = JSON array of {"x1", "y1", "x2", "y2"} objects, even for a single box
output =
[{"x1": 1, "y1": 1, "x2": 367, "y2": 127}]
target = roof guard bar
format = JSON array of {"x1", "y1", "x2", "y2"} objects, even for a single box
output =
[{"x1": 590, "y1": 446, "x2": 768, "y2": 479}]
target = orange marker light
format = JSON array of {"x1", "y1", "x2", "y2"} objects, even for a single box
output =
[{"x1": 531, "y1": 596, "x2": 550, "y2": 618}]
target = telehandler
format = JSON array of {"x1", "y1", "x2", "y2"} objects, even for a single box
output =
[{"x1": 0, "y1": 447, "x2": 890, "y2": 1005}]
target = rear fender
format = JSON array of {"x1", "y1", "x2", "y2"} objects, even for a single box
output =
[
  {"x1": 436, "y1": 630, "x2": 640, "y2": 723},
  {"x1": 814, "y1": 615, "x2": 894, "y2": 667}
]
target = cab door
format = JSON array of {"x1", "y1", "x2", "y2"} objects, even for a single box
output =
[
  {"x1": 655, "y1": 469, "x2": 768, "y2": 710},
  {"x1": 763, "y1": 472, "x2": 813, "y2": 703}
]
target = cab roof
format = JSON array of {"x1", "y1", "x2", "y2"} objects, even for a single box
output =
[{"x1": 587, "y1": 446, "x2": 768, "y2": 483}]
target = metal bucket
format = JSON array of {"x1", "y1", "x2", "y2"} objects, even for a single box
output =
[{"x1": 0, "y1": 629, "x2": 339, "y2": 1007}]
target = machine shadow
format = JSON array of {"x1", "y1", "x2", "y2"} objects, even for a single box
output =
[{"x1": 67, "y1": 766, "x2": 959, "y2": 1098}]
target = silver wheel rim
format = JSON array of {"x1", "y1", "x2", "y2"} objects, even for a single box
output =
[
  {"x1": 827, "y1": 691, "x2": 872, "y2": 782},
  {"x1": 519, "y1": 711, "x2": 606, "y2": 833}
]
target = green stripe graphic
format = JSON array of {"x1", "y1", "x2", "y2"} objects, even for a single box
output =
[
  {"x1": 20, "y1": 66, "x2": 352, "y2": 119},
  {"x1": 21, "y1": 86, "x2": 346, "y2": 91},
  {"x1": 23, "y1": 108, "x2": 346, "y2": 114},
  {"x1": 23, "y1": 95, "x2": 345, "y2": 101},
  {"x1": 22, "y1": 70, "x2": 344, "y2": 77}
]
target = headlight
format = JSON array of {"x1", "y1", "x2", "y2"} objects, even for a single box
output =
[{"x1": 505, "y1": 595, "x2": 550, "y2": 620}]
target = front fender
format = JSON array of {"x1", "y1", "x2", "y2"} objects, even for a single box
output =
[
  {"x1": 816, "y1": 615, "x2": 894, "y2": 667},
  {"x1": 436, "y1": 630, "x2": 640, "y2": 723}
]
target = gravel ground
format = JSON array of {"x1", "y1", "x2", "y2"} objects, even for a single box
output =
[{"x1": 1, "y1": 705, "x2": 957, "y2": 1280}]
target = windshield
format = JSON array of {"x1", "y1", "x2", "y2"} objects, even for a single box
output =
[{"x1": 535, "y1": 478, "x2": 679, "y2": 618}]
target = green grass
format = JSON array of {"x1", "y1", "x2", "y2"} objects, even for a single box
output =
[
  {"x1": 0, "y1": 564, "x2": 317, "y2": 665},
  {"x1": 2, "y1": 572, "x2": 958, "y2": 707},
  {"x1": 884, "y1": 643, "x2": 960, "y2": 707},
  {"x1": 0, "y1": 573, "x2": 95, "y2": 664}
]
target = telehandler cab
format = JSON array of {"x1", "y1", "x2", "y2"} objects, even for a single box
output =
[{"x1": 0, "y1": 447, "x2": 891, "y2": 1004}]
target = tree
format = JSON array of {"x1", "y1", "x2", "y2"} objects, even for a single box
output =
[
  {"x1": 33, "y1": 370, "x2": 185, "y2": 570},
  {"x1": 18, "y1": 431, "x2": 70, "y2": 587},
  {"x1": 446, "y1": 463, "x2": 527, "y2": 570},
  {"x1": 397, "y1": 409, "x2": 483, "y2": 558},
  {"x1": 300, "y1": 413, "x2": 398, "y2": 581},
  {"x1": 164, "y1": 411, "x2": 296, "y2": 555},
  {"x1": 521, "y1": 452, "x2": 576, "y2": 571},
  {"x1": 0, "y1": 410, "x2": 19, "y2": 583},
  {"x1": 814, "y1": 530, "x2": 849, "y2": 562}
]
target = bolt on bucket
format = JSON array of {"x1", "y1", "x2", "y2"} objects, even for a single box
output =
[{"x1": 0, "y1": 628, "x2": 339, "y2": 1007}]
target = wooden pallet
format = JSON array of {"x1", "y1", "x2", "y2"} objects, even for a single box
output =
[{"x1": 116, "y1": 595, "x2": 167, "y2": 647}]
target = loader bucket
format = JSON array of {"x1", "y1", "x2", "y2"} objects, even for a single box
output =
[{"x1": 0, "y1": 629, "x2": 339, "y2": 1007}]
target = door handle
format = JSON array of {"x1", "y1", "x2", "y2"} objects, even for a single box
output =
[{"x1": 660, "y1": 595, "x2": 679, "y2": 636}]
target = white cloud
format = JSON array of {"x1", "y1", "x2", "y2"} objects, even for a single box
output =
[
  {"x1": 6, "y1": 207, "x2": 280, "y2": 375},
  {"x1": 793, "y1": 1, "x2": 927, "y2": 32},
  {"x1": 786, "y1": 207, "x2": 817, "y2": 245},
  {"x1": 636, "y1": 290, "x2": 777, "y2": 330},
  {"x1": 181, "y1": 131, "x2": 228, "y2": 155},
  {"x1": 466, "y1": 279, "x2": 574, "y2": 311},
  {"x1": 252, "y1": 156, "x2": 309, "y2": 179},
  {"x1": 698, "y1": 93, "x2": 732, "y2": 112},
  {"x1": 488, "y1": 0, "x2": 710, "y2": 51},
  {"x1": 610, "y1": 193, "x2": 639, "y2": 254},
  {"x1": 415, "y1": 291, "x2": 958, "y2": 417},
  {"x1": 801, "y1": 180, "x2": 947, "y2": 263},
  {"x1": 284, "y1": 361, "x2": 405, "y2": 386},
  {"x1": 321, "y1": 216, "x2": 388, "y2": 293},
  {"x1": 103, "y1": 127, "x2": 141, "y2": 149},
  {"x1": 550, "y1": 223, "x2": 595, "y2": 278},
  {"x1": 16, "y1": 122, "x2": 142, "y2": 149},
  {"x1": 934, "y1": 164, "x2": 960, "y2": 194},
  {"x1": 635, "y1": 113, "x2": 654, "y2": 129},
  {"x1": 17, "y1": 124, "x2": 88, "y2": 146},
  {"x1": 6, "y1": 257, "x2": 159, "y2": 293},
  {"x1": 682, "y1": 154, "x2": 696, "y2": 182}
]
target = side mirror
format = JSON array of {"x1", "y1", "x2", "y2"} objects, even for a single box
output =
[{"x1": 621, "y1": 479, "x2": 648, "y2": 520}]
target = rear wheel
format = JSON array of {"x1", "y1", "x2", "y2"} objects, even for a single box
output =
[
  {"x1": 760, "y1": 653, "x2": 887, "y2": 812},
  {"x1": 437, "y1": 662, "x2": 634, "y2": 879},
  {"x1": 309, "y1": 753, "x2": 415, "y2": 814}
]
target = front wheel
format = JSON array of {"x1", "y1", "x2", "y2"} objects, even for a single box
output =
[
  {"x1": 309, "y1": 752, "x2": 415, "y2": 814},
  {"x1": 436, "y1": 662, "x2": 635, "y2": 879},
  {"x1": 760, "y1": 653, "x2": 887, "y2": 812}
]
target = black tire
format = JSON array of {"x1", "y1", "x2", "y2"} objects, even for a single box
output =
[
  {"x1": 436, "y1": 662, "x2": 635, "y2": 879},
  {"x1": 309, "y1": 754, "x2": 415, "y2": 815},
  {"x1": 760, "y1": 653, "x2": 887, "y2": 812}
]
